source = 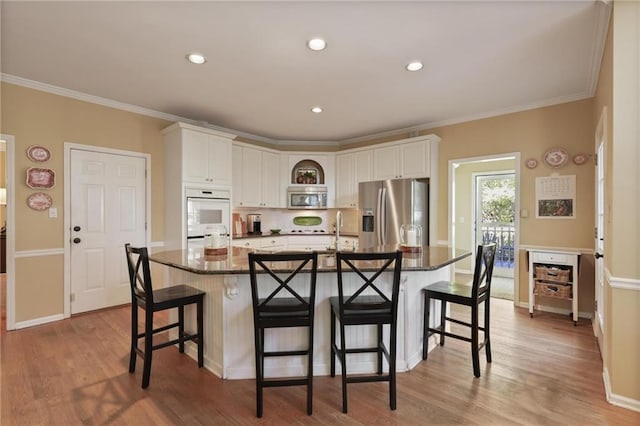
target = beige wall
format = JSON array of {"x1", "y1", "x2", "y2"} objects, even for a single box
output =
[
  {"x1": 602, "y1": 1, "x2": 640, "y2": 402},
  {"x1": 1, "y1": 83, "x2": 170, "y2": 321}
]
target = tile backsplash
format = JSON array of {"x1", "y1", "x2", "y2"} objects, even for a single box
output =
[{"x1": 233, "y1": 208, "x2": 359, "y2": 234}]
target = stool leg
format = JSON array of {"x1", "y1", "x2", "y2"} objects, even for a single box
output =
[
  {"x1": 422, "y1": 293, "x2": 430, "y2": 360},
  {"x1": 178, "y1": 305, "x2": 185, "y2": 353},
  {"x1": 129, "y1": 302, "x2": 138, "y2": 373},
  {"x1": 307, "y1": 322, "x2": 314, "y2": 415},
  {"x1": 377, "y1": 323, "x2": 383, "y2": 374},
  {"x1": 330, "y1": 309, "x2": 336, "y2": 377},
  {"x1": 141, "y1": 309, "x2": 153, "y2": 389},
  {"x1": 484, "y1": 297, "x2": 492, "y2": 364},
  {"x1": 389, "y1": 319, "x2": 397, "y2": 411},
  {"x1": 471, "y1": 304, "x2": 480, "y2": 378},
  {"x1": 197, "y1": 298, "x2": 204, "y2": 368},
  {"x1": 340, "y1": 320, "x2": 348, "y2": 414},
  {"x1": 439, "y1": 300, "x2": 446, "y2": 346},
  {"x1": 254, "y1": 324, "x2": 263, "y2": 418}
]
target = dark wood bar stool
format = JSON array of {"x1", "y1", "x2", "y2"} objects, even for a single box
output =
[
  {"x1": 124, "y1": 244, "x2": 205, "y2": 389},
  {"x1": 330, "y1": 251, "x2": 403, "y2": 413},
  {"x1": 422, "y1": 243, "x2": 496, "y2": 378},
  {"x1": 248, "y1": 251, "x2": 318, "y2": 418}
]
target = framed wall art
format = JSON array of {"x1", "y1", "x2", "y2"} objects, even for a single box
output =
[{"x1": 535, "y1": 175, "x2": 576, "y2": 219}]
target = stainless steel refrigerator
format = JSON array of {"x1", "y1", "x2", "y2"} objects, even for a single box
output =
[{"x1": 358, "y1": 178, "x2": 429, "y2": 249}]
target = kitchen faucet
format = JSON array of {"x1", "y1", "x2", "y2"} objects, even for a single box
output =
[{"x1": 335, "y1": 210, "x2": 343, "y2": 251}]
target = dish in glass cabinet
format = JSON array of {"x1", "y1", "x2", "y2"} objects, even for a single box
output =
[
  {"x1": 26, "y1": 145, "x2": 52, "y2": 162},
  {"x1": 543, "y1": 148, "x2": 569, "y2": 168},
  {"x1": 26, "y1": 167, "x2": 56, "y2": 189},
  {"x1": 27, "y1": 192, "x2": 53, "y2": 211},
  {"x1": 572, "y1": 153, "x2": 589, "y2": 165},
  {"x1": 525, "y1": 158, "x2": 538, "y2": 169}
]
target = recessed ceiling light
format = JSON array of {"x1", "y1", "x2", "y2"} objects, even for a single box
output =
[
  {"x1": 307, "y1": 38, "x2": 327, "y2": 51},
  {"x1": 186, "y1": 53, "x2": 206, "y2": 65},
  {"x1": 406, "y1": 61, "x2": 423, "y2": 72},
  {"x1": 311, "y1": 106, "x2": 323, "y2": 113}
]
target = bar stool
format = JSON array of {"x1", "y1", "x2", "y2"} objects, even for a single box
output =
[
  {"x1": 422, "y1": 243, "x2": 497, "y2": 377},
  {"x1": 329, "y1": 251, "x2": 403, "y2": 413},
  {"x1": 124, "y1": 244, "x2": 205, "y2": 389},
  {"x1": 248, "y1": 251, "x2": 318, "y2": 418}
]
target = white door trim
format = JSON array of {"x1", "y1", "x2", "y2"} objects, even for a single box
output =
[
  {"x1": 448, "y1": 152, "x2": 521, "y2": 305},
  {"x1": 1, "y1": 134, "x2": 16, "y2": 330},
  {"x1": 63, "y1": 143, "x2": 151, "y2": 318}
]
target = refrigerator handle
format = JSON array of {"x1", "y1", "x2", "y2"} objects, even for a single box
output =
[
  {"x1": 380, "y1": 187, "x2": 387, "y2": 245},
  {"x1": 376, "y1": 188, "x2": 383, "y2": 245}
]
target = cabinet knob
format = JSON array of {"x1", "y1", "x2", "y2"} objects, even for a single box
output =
[
  {"x1": 73, "y1": 226, "x2": 81, "y2": 232},
  {"x1": 73, "y1": 238, "x2": 81, "y2": 244}
]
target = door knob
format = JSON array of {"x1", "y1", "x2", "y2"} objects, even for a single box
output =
[
  {"x1": 594, "y1": 252, "x2": 604, "y2": 259},
  {"x1": 73, "y1": 226, "x2": 81, "y2": 232},
  {"x1": 73, "y1": 238, "x2": 81, "y2": 244}
]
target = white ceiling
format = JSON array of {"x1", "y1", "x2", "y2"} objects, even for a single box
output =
[{"x1": 1, "y1": 1, "x2": 610, "y2": 144}]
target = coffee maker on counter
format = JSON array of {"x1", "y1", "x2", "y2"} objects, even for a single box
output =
[{"x1": 246, "y1": 214, "x2": 262, "y2": 234}]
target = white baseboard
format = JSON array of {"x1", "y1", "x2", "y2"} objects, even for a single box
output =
[
  {"x1": 603, "y1": 368, "x2": 640, "y2": 412},
  {"x1": 515, "y1": 302, "x2": 592, "y2": 319},
  {"x1": 14, "y1": 313, "x2": 65, "y2": 329}
]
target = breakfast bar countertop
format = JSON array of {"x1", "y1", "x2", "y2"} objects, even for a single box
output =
[{"x1": 149, "y1": 245, "x2": 471, "y2": 275}]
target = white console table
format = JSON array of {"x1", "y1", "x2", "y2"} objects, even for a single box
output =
[{"x1": 528, "y1": 249, "x2": 580, "y2": 325}]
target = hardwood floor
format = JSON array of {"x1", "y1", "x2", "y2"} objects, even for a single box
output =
[{"x1": 1, "y1": 291, "x2": 638, "y2": 425}]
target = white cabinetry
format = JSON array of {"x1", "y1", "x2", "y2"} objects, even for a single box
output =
[
  {"x1": 286, "y1": 236, "x2": 332, "y2": 251},
  {"x1": 528, "y1": 249, "x2": 580, "y2": 325},
  {"x1": 231, "y1": 236, "x2": 287, "y2": 251},
  {"x1": 162, "y1": 122, "x2": 236, "y2": 250},
  {"x1": 336, "y1": 151, "x2": 372, "y2": 208},
  {"x1": 233, "y1": 143, "x2": 283, "y2": 208},
  {"x1": 163, "y1": 122, "x2": 234, "y2": 187},
  {"x1": 373, "y1": 137, "x2": 433, "y2": 180}
]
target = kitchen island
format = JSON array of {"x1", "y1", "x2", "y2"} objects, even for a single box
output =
[{"x1": 149, "y1": 245, "x2": 470, "y2": 380}]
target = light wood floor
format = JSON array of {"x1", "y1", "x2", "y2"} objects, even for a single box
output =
[{"x1": 1, "y1": 281, "x2": 638, "y2": 424}]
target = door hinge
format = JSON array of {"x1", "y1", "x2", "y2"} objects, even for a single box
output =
[
  {"x1": 594, "y1": 299, "x2": 598, "y2": 311},
  {"x1": 594, "y1": 227, "x2": 597, "y2": 239},
  {"x1": 70, "y1": 293, "x2": 75, "y2": 302},
  {"x1": 594, "y1": 153, "x2": 598, "y2": 166}
]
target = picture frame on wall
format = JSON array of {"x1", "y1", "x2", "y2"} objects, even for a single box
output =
[{"x1": 535, "y1": 175, "x2": 576, "y2": 219}]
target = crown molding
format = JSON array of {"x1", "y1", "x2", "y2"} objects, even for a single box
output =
[
  {"x1": 586, "y1": 1, "x2": 612, "y2": 96},
  {"x1": 1, "y1": 73, "x2": 594, "y2": 149}
]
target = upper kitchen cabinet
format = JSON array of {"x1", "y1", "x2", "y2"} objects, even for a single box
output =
[
  {"x1": 162, "y1": 122, "x2": 236, "y2": 187},
  {"x1": 336, "y1": 150, "x2": 373, "y2": 208},
  {"x1": 288, "y1": 153, "x2": 336, "y2": 207},
  {"x1": 373, "y1": 135, "x2": 440, "y2": 180},
  {"x1": 232, "y1": 143, "x2": 283, "y2": 208}
]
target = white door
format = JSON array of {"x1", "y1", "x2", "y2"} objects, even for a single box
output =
[
  {"x1": 595, "y1": 141, "x2": 605, "y2": 345},
  {"x1": 70, "y1": 149, "x2": 147, "y2": 314}
]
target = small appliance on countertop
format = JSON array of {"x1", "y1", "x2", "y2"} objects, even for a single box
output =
[{"x1": 246, "y1": 213, "x2": 262, "y2": 235}]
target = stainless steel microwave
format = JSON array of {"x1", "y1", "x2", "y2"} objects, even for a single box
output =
[{"x1": 287, "y1": 186, "x2": 328, "y2": 210}]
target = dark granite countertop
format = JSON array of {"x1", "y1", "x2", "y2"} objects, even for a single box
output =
[
  {"x1": 149, "y1": 245, "x2": 471, "y2": 275},
  {"x1": 232, "y1": 232, "x2": 358, "y2": 239}
]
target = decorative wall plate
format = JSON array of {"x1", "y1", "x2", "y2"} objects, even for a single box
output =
[
  {"x1": 525, "y1": 158, "x2": 538, "y2": 169},
  {"x1": 543, "y1": 148, "x2": 569, "y2": 168},
  {"x1": 572, "y1": 153, "x2": 589, "y2": 165},
  {"x1": 26, "y1": 145, "x2": 51, "y2": 162},
  {"x1": 27, "y1": 192, "x2": 53, "y2": 211},
  {"x1": 26, "y1": 167, "x2": 56, "y2": 189}
]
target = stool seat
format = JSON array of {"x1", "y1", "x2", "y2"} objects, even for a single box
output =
[{"x1": 329, "y1": 295, "x2": 392, "y2": 319}]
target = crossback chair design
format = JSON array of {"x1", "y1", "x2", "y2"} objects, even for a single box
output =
[
  {"x1": 422, "y1": 243, "x2": 497, "y2": 377},
  {"x1": 329, "y1": 250, "x2": 403, "y2": 413},
  {"x1": 248, "y1": 251, "x2": 318, "y2": 418},
  {"x1": 124, "y1": 244, "x2": 205, "y2": 388}
]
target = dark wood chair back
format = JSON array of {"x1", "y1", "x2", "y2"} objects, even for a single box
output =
[
  {"x1": 125, "y1": 243, "x2": 153, "y2": 305},
  {"x1": 248, "y1": 251, "x2": 318, "y2": 316},
  {"x1": 471, "y1": 243, "x2": 497, "y2": 301},
  {"x1": 335, "y1": 251, "x2": 403, "y2": 315}
]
